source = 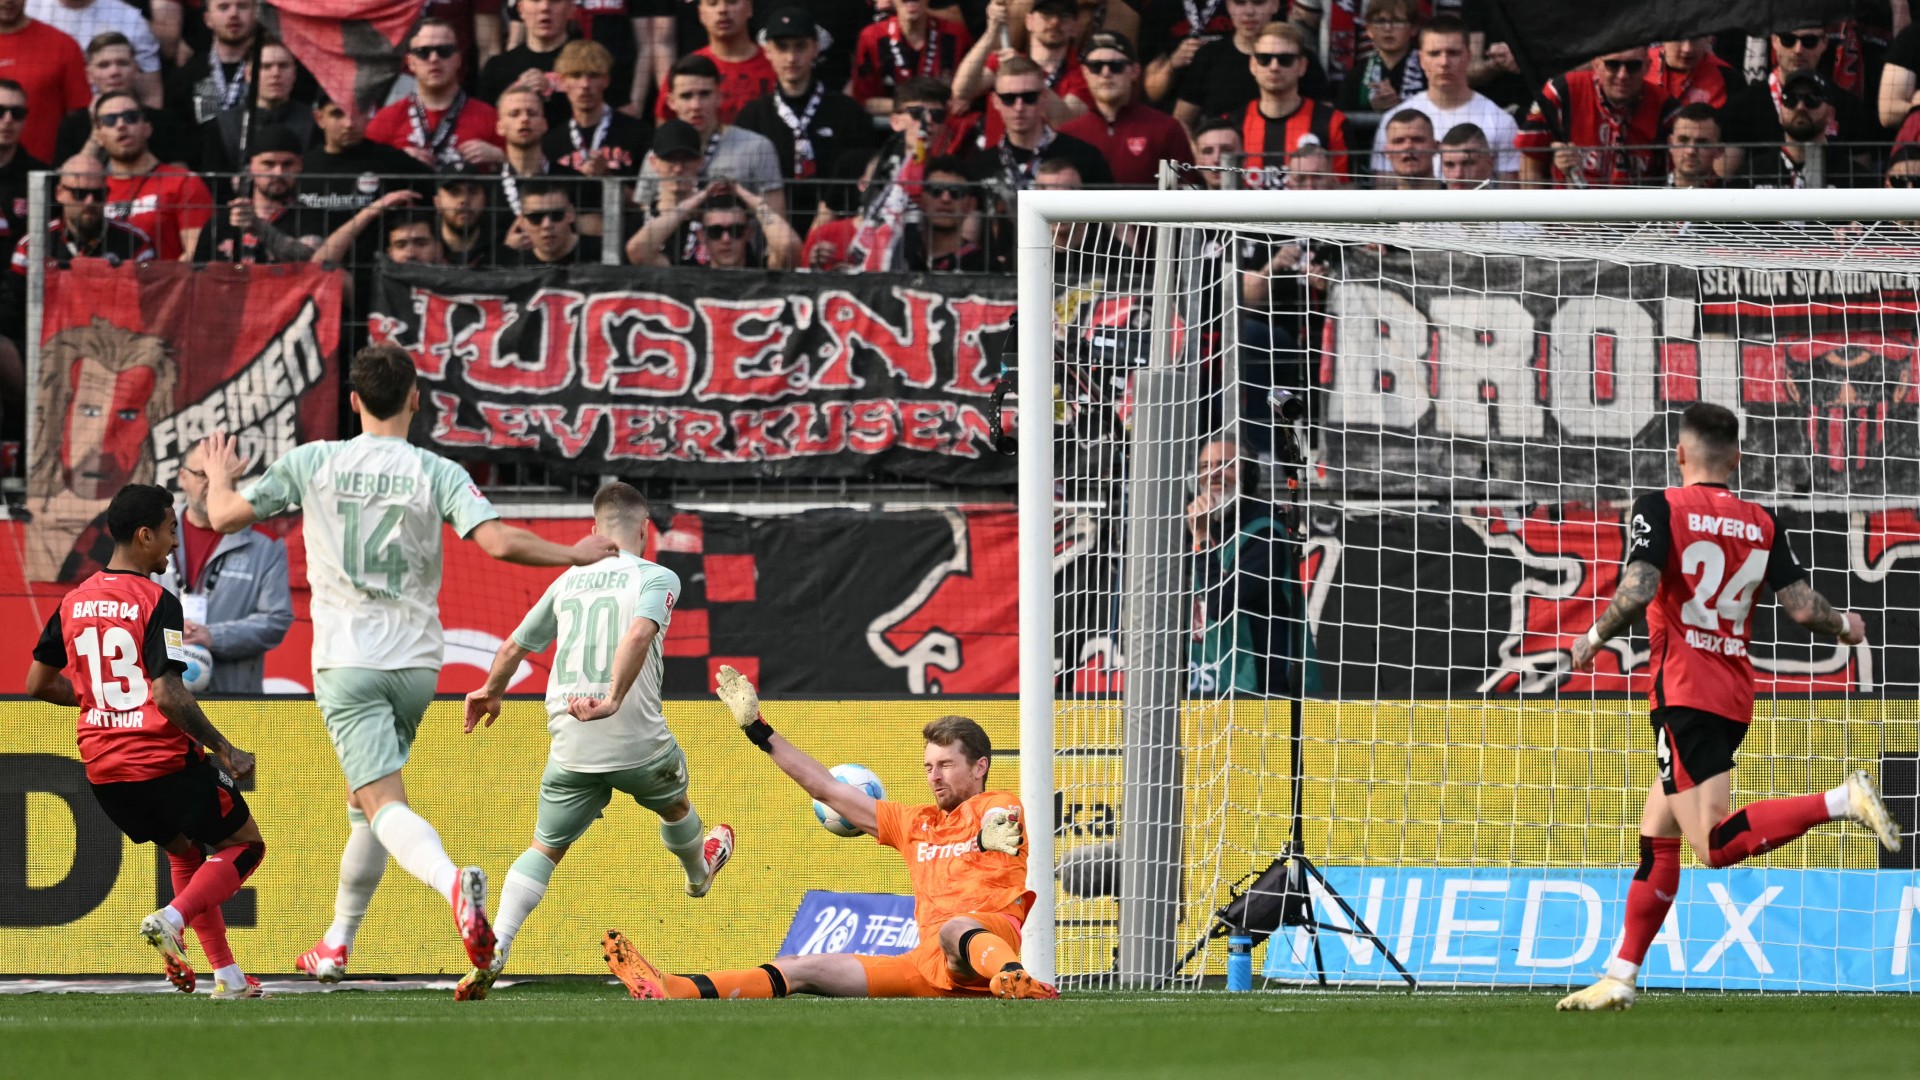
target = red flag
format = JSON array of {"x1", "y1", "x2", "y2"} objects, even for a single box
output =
[{"x1": 268, "y1": 0, "x2": 420, "y2": 111}]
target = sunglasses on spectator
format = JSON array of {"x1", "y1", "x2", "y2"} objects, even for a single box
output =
[
  {"x1": 520, "y1": 208, "x2": 570, "y2": 225},
  {"x1": 1887, "y1": 175, "x2": 1920, "y2": 188},
  {"x1": 409, "y1": 44, "x2": 459, "y2": 60},
  {"x1": 995, "y1": 90, "x2": 1042, "y2": 105},
  {"x1": 95, "y1": 108, "x2": 145, "y2": 128},
  {"x1": 1601, "y1": 58, "x2": 1646, "y2": 74},
  {"x1": 1781, "y1": 89, "x2": 1826, "y2": 108},
  {"x1": 903, "y1": 104, "x2": 947, "y2": 124},
  {"x1": 1776, "y1": 32, "x2": 1824, "y2": 49},
  {"x1": 925, "y1": 182, "x2": 969, "y2": 200},
  {"x1": 1253, "y1": 52, "x2": 1301, "y2": 67},
  {"x1": 705, "y1": 223, "x2": 748, "y2": 239},
  {"x1": 61, "y1": 184, "x2": 108, "y2": 201},
  {"x1": 1083, "y1": 59, "x2": 1132, "y2": 75},
  {"x1": 0, "y1": 105, "x2": 25, "y2": 120}
]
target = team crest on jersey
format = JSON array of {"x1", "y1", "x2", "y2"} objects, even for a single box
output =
[{"x1": 1126, "y1": 137, "x2": 1147, "y2": 156}]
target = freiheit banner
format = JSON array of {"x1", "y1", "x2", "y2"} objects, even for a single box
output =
[
  {"x1": 367, "y1": 263, "x2": 1018, "y2": 483},
  {"x1": 25, "y1": 261, "x2": 343, "y2": 583}
]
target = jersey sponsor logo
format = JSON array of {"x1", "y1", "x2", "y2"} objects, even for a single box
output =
[
  {"x1": 1631, "y1": 513, "x2": 1652, "y2": 551},
  {"x1": 916, "y1": 836, "x2": 981, "y2": 862},
  {"x1": 1686, "y1": 513, "x2": 1763, "y2": 542},
  {"x1": 1683, "y1": 628, "x2": 1749, "y2": 657},
  {"x1": 70, "y1": 600, "x2": 141, "y2": 621}
]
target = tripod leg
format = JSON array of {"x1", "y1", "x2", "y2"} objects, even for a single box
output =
[{"x1": 1299, "y1": 858, "x2": 1419, "y2": 991}]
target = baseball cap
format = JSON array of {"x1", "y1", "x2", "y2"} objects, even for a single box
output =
[
  {"x1": 246, "y1": 124, "x2": 305, "y2": 159},
  {"x1": 1781, "y1": 70, "x2": 1828, "y2": 100},
  {"x1": 761, "y1": 8, "x2": 816, "y2": 41},
  {"x1": 652, "y1": 118, "x2": 703, "y2": 162},
  {"x1": 1031, "y1": 0, "x2": 1079, "y2": 15},
  {"x1": 1082, "y1": 31, "x2": 1137, "y2": 64},
  {"x1": 436, "y1": 161, "x2": 489, "y2": 189}
]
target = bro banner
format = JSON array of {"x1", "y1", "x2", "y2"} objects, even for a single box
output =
[{"x1": 24, "y1": 261, "x2": 344, "y2": 583}]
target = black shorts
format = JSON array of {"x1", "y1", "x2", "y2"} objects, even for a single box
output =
[
  {"x1": 1651, "y1": 706, "x2": 1748, "y2": 795},
  {"x1": 90, "y1": 754, "x2": 250, "y2": 847}
]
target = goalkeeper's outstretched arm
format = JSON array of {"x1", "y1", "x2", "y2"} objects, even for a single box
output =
[{"x1": 716, "y1": 664, "x2": 879, "y2": 837}]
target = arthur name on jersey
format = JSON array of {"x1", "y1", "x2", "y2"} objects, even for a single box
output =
[
  {"x1": 1683, "y1": 627, "x2": 1748, "y2": 657},
  {"x1": 83, "y1": 708, "x2": 149, "y2": 728},
  {"x1": 1686, "y1": 513, "x2": 1763, "y2": 542}
]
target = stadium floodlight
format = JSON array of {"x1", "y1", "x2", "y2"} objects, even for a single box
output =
[{"x1": 1018, "y1": 187, "x2": 1920, "y2": 991}]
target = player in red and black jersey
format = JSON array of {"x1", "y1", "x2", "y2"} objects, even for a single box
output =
[
  {"x1": 1559, "y1": 404, "x2": 1900, "y2": 1012},
  {"x1": 25, "y1": 484, "x2": 267, "y2": 999}
]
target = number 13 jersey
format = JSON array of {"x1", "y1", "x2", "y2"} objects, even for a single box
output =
[
  {"x1": 33, "y1": 571, "x2": 194, "y2": 782},
  {"x1": 1627, "y1": 483, "x2": 1808, "y2": 724},
  {"x1": 244, "y1": 434, "x2": 501, "y2": 672}
]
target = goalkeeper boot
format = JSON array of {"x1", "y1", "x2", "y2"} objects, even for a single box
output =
[
  {"x1": 989, "y1": 964, "x2": 1059, "y2": 1000},
  {"x1": 687, "y1": 824, "x2": 735, "y2": 898},
  {"x1": 295, "y1": 940, "x2": 348, "y2": 983},
  {"x1": 1556, "y1": 976, "x2": 1636, "y2": 1012},
  {"x1": 603, "y1": 929, "x2": 668, "y2": 1000},
  {"x1": 1846, "y1": 770, "x2": 1902, "y2": 853},
  {"x1": 139, "y1": 911, "x2": 196, "y2": 993}
]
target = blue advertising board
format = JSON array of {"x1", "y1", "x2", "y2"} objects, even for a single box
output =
[{"x1": 780, "y1": 891, "x2": 921, "y2": 958}]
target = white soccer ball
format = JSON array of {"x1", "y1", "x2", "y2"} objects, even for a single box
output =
[
  {"x1": 814, "y1": 764, "x2": 885, "y2": 837},
  {"x1": 178, "y1": 644, "x2": 214, "y2": 692}
]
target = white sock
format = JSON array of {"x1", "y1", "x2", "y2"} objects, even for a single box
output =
[
  {"x1": 661, "y1": 807, "x2": 708, "y2": 887},
  {"x1": 494, "y1": 850, "x2": 556, "y2": 961},
  {"x1": 370, "y1": 803, "x2": 460, "y2": 901},
  {"x1": 215, "y1": 963, "x2": 246, "y2": 988},
  {"x1": 1825, "y1": 783, "x2": 1850, "y2": 820},
  {"x1": 1605, "y1": 957, "x2": 1640, "y2": 982},
  {"x1": 159, "y1": 905, "x2": 184, "y2": 931},
  {"x1": 324, "y1": 812, "x2": 387, "y2": 950}
]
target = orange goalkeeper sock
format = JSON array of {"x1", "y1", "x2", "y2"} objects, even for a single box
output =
[
  {"x1": 665, "y1": 964, "x2": 789, "y2": 999},
  {"x1": 961, "y1": 928, "x2": 1018, "y2": 979}
]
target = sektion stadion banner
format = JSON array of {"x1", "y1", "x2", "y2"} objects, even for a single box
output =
[
  {"x1": 367, "y1": 263, "x2": 1018, "y2": 484},
  {"x1": 25, "y1": 261, "x2": 343, "y2": 583}
]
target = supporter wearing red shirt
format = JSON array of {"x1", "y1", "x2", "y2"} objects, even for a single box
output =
[
  {"x1": 1058, "y1": 31, "x2": 1193, "y2": 187},
  {"x1": 1646, "y1": 36, "x2": 1743, "y2": 110},
  {"x1": 655, "y1": 0, "x2": 773, "y2": 125},
  {"x1": 368, "y1": 18, "x2": 504, "y2": 170},
  {"x1": 851, "y1": 0, "x2": 971, "y2": 115},
  {"x1": 0, "y1": 0, "x2": 90, "y2": 161},
  {"x1": 1516, "y1": 48, "x2": 1669, "y2": 187},
  {"x1": 1239, "y1": 22, "x2": 1349, "y2": 175},
  {"x1": 95, "y1": 91, "x2": 211, "y2": 260},
  {"x1": 953, "y1": 0, "x2": 1091, "y2": 151}
]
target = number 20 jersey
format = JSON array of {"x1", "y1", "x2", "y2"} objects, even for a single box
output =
[{"x1": 1626, "y1": 483, "x2": 1807, "y2": 724}]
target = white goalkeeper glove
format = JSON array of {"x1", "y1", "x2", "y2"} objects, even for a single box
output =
[
  {"x1": 716, "y1": 664, "x2": 775, "y2": 751},
  {"x1": 978, "y1": 806, "x2": 1024, "y2": 856}
]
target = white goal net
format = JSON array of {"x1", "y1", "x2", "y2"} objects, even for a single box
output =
[{"x1": 1020, "y1": 188, "x2": 1920, "y2": 992}]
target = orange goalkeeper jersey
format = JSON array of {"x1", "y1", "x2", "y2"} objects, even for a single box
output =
[{"x1": 873, "y1": 791, "x2": 1034, "y2": 932}]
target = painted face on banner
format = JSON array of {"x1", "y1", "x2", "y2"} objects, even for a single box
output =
[
  {"x1": 1791, "y1": 339, "x2": 1912, "y2": 474},
  {"x1": 62, "y1": 355, "x2": 157, "y2": 499}
]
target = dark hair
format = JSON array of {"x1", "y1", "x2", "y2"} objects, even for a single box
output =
[
  {"x1": 1385, "y1": 107, "x2": 1433, "y2": 131},
  {"x1": 670, "y1": 54, "x2": 721, "y2": 88},
  {"x1": 407, "y1": 17, "x2": 456, "y2": 49},
  {"x1": 1195, "y1": 116, "x2": 1243, "y2": 141},
  {"x1": 702, "y1": 193, "x2": 747, "y2": 217},
  {"x1": 1035, "y1": 156, "x2": 1081, "y2": 180},
  {"x1": 350, "y1": 345, "x2": 419, "y2": 420},
  {"x1": 85, "y1": 31, "x2": 133, "y2": 58},
  {"x1": 385, "y1": 208, "x2": 438, "y2": 235},
  {"x1": 1680, "y1": 402, "x2": 1741, "y2": 463},
  {"x1": 923, "y1": 715, "x2": 992, "y2": 765},
  {"x1": 107, "y1": 483, "x2": 174, "y2": 544},
  {"x1": 1890, "y1": 142, "x2": 1920, "y2": 169},
  {"x1": 923, "y1": 153, "x2": 970, "y2": 181},
  {"x1": 1671, "y1": 101, "x2": 1721, "y2": 131},
  {"x1": 1418, "y1": 13, "x2": 1469, "y2": 48},
  {"x1": 895, "y1": 76, "x2": 951, "y2": 108},
  {"x1": 0, "y1": 77, "x2": 22, "y2": 99},
  {"x1": 92, "y1": 91, "x2": 142, "y2": 122},
  {"x1": 592, "y1": 481, "x2": 651, "y2": 531},
  {"x1": 517, "y1": 179, "x2": 576, "y2": 207},
  {"x1": 1439, "y1": 122, "x2": 1487, "y2": 148}
]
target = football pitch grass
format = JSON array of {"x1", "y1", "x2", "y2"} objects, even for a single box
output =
[{"x1": 3, "y1": 981, "x2": 1914, "y2": 1079}]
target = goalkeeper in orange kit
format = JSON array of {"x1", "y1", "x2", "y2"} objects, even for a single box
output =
[{"x1": 602, "y1": 665, "x2": 1057, "y2": 1001}]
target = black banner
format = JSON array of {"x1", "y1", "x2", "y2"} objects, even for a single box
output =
[
  {"x1": 1488, "y1": 0, "x2": 1850, "y2": 76},
  {"x1": 368, "y1": 263, "x2": 1018, "y2": 483}
]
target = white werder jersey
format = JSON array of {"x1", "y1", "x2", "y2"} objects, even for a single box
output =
[
  {"x1": 512, "y1": 551, "x2": 680, "y2": 772},
  {"x1": 243, "y1": 434, "x2": 500, "y2": 671}
]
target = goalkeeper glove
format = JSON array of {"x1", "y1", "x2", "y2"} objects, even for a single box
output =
[
  {"x1": 716, "y1": 664, "x2": 775, "y2": 751},
  {"x1": 978, "y1": 806, "x2": 1024, "y2": 856}
]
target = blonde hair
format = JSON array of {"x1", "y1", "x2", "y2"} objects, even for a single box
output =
[{"x1": 557, "y1": 39, "x2": 613, "y2": 77}]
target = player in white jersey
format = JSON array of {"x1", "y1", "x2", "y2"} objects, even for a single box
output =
[
  {"x1": 456, "y1": 481, "x2": 733, "y2": 1001},
  {"x1": 198, "y1": 345, "x2": 617, "y2": 981}
]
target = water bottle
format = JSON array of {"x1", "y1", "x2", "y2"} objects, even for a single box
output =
[{"x1": 1227, "y1": 934, "x2": 1253, "y2": 991}]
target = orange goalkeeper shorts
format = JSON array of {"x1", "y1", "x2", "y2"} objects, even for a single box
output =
[{"x1": 854, "y1": 912, "x2": 1024, "y2": 999}]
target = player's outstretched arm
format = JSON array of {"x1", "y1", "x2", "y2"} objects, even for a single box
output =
[
  {"x1": 200, "y1": 432, "x2": 260, "y2": 533},
  {"x1": 24, "y1": 661, "x2": 78, "y2": 708},
  {"x1": 716, "y1": 664, "x2": 879, "y2": 837},
  {"x1": 465, "y1": 637, "x2": 536, "y2": 732},
  {"x1": 568, "y1": 617, "x2": 662, "y2": 722},
  {"x1": 470, "y1": 520, "x2": 618, "y2": 567},
  {"x1": 1571, "y1": 560, "x2": 1662, "y2": 673},
  {"x1": 152, "y1": 672, "x2": 254, "y2": 780},
  {"x1": 1776, "y1": 580, "x2": 1867, "y2": 645}
]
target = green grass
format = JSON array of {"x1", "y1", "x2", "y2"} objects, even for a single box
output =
[{"x1": 3, "y1": 981, "x2": 1914, "y2": 1079}]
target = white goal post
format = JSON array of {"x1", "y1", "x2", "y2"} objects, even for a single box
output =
[{"x1": 1016, "y1": 188, "x2": 1920, "y2": 991}]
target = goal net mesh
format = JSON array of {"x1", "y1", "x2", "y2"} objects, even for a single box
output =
[{"x1": 1046, "y1": 203, "x2": 1920, "y2": 991}]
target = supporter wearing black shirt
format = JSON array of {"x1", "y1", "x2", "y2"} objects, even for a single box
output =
[
  {"x1": 964, "y1": 56, "x2": 1111, "y2": 193},
  {"x1": 494, "y1": 179, "x2": 603, "y2": 265},
  {"x1": 55, "y1": 35, "x2": 193, "y2": 166},
  {"x1": 164, "y1": 0, "x2": 260, "y2": 128},
  {"x1": 479, "y1": 0, "x2": 578, "y2": 125},
  {"x1": 299, "y1": 90, "x2": 431, "y2": 240},
  {"x1": 196, "y1": 41, "x2": 313, "y2": 177},
  {"x1": 435, "y1": 166, "x2": 500, "y2": 268},
  {"x1": 0, "y1": 81, "x2": 45, "y2": 251},
  {"x1": 543, "y1": 39, "x2": 650, "y2": 176},
  {"x1": 193, "y1": 125, "x2": 334, "y2": 263},
  {"x1": 1172, "y1": 0, "x2": 1331, "y2": 128},
  {"x1": 1722, "y1": 23, "x2": 1880, "y2": 157},
  {"x1": 735, "y1": 8, "x2": 877, "y2": 225}
]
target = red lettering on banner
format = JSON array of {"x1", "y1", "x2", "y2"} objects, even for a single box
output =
[
  {"x1": 790, "y1": 401, "x2": 847, "y2": 457},
  {"x1": 526, "y1": 404, "x2": 605, "y2": 457},
  {"x1": 816, "y1": 290, "x2": 941, "y2": 390},
  {"x1": 580, "y1": 293, "x2": 698, "y2": 396},
  {"x1": 944, "y1": 298, "x2": 1018, "y2": 396},
  {"x1": 672, "y1": 408, "x2": 728, "y2": 461},
  {"x1": 463, "y1": 290, "x2": 580, "y2": 394},
  {"x1": 953, "y1": 404, "x2": 994, "y2": 457},
  {"x1": 1661, "y1": 341, "x2": 1700, "y2": 403},
  {"x1": 605, "y1": 406, "x2": 671, "y2": 459},
  {"x1": 1741, "y1": 343, "x2": 1794, "y2": 403},
  {"x1": 849, "y1": 399, "x2": 899, "y2": 453},
  {"x1": 899, "y1": 400, "x2": 952, "y2": 452},
  {"x1": 404, "y1": 291, "x2": 467, "y2": 379},
  {"x1": 731, "y1": 407, "x2": 793, "y2": 461},
  {"x1": 478, "y1": 403, "x2": 541, "y2": 449},
  {"x1": 428, "y1": 390, "x2": 490, "y2": 446},
  {"x1": 694, "y1": 298, "x2": 807, "y2": 401},
  {"x1": 1593, "y1": 333, "x2": 1617, "y2": 403}
]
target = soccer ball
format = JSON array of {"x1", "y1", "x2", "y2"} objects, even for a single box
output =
[
  {"x1": 178, "y1": 644, "x2": 214, "y2": 692},
  {"x1": 814, "y1": 764, "x2": 885, "y2": 837}
]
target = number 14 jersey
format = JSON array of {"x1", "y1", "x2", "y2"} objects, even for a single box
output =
[{"x1": 1627, "y1": 483, "x2": 1808, "y2": 724}]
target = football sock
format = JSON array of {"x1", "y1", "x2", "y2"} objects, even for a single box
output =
[
  {"x1": 168, "y1": 849, "x2": 235, "y2": 970},
  {"x1": 370, "y1": 803, "x2": 460, "y2": 901},
  {"x1": 661, "y1": 807, "x2": 707, "y2": 886},
  {"x1": 1609, "y1": 835, "x2": 1681, "y2": 980},
  {"x1": 214, "y1": 963, "x2": 247, "y2": 989},
  {"x1": 324, "y1": 807, "x2": 387, "y2": 951},
  {"x1": 663, "y1": 965, "x2": 786, "y2": 1000},
  {"x1": 961, "y1": 927, "x2": 1019, "y2": 980},
  {"x1": 168, "y1": 843, "x2": 266, "y2": 925},
  {"x1": 493, "y1": 849, "x2": 556, "y2": 959},
  {"x1": 1706, "y1": 792, "x2": 1834, "y2": 868}
]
